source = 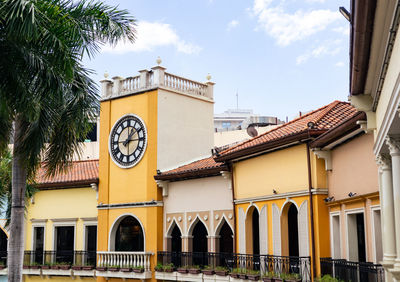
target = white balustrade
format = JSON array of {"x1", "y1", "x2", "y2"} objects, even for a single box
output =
[
  {"x1": 164, "y1": 72, "x2": 207, "y2": 96},
  {"x1": 97, "y1": 251, "x2": 153, "y2": 272},
  {"x1": 102, "y1": 69, "x2": 212, "y2": 100}
]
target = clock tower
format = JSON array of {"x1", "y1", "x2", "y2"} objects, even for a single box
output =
[{"x1": 96, "y1": 62, "x2": 214, "y2": 281}]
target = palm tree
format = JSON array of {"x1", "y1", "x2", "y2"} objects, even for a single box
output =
[{"x1": 0, "y1": 0, "x2": 135, "y2": 280}]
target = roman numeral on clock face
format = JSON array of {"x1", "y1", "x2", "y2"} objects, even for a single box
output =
[{"x1": 109, "y1": 114, "x2": 147, "y2": 168}]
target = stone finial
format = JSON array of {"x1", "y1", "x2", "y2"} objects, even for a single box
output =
[
  {"x1": 104, "y1": 71, "x2": 109, "y2": 79},
  {"x1": 206, "y1": 73, "x2": 212, "y2": 81},
  {"x1": 156, "y1": 56, "x2": 162, "y2": 66}
]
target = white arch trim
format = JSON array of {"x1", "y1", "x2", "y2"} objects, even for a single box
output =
[
  {"x1": 245, "y1": 202, "x2": 261, "y2": 218},
  {"x1": 280, "y1": 198, "x2": 299, "y2": 214},
  {"x1": 166, "y1": 218, "x2": 183, "y2": 237},
  {"x1": 259, "y1": 204, "x2": 268, "y2": 255},
  {"x1": 215, "y1": 214, "x2": 234, "y2": 236},
  {"x1": 272, "y1": 203, "x2": 281, "y2": 255},
  {"x1": 187, "y1": 215, "x2": 210, "y2": 237},
  {"x1": 108, "y1": 213, "x2": 146, "y2": 251}
]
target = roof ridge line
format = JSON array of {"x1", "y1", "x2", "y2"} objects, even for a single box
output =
[
  {"x1": 305, "y1": 100, "x2": 342, "y2": 128},
  {"x1": 217, "y1": 102, "x2": 334, "y2": 156}
]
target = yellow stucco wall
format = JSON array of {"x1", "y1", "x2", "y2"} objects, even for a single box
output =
[
  {"x1": 25, "y1": 187, "x2": 97, "y2": 251},
  {"x1": 97, "y1": 90, "x2": 162, "y2": 282},
  {"x1": 99, "y1": 90, "x2": 160, "y2": 206},
  {"x1": 233, "y1": 144, "x2": 309, "y2": 199}
]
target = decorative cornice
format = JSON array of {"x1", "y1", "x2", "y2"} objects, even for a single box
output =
[
  {"x1": 234, "y1": 189, "x2": 328, "y2": 204},
  {"x1": 30, "y1": 219, "x2": 48, "y2": 223},
  {"x1": 156, "y1": 180, "x2": 169, "y2": 197},
  {"x1": 97, "y1": 200, "x2": 163, "y2": 210},
  {"x1": 51, "y1": 218, "x2": 78, "y2": 223}
]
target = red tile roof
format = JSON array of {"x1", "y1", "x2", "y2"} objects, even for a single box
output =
[
  {"x1": 154, "y1": 157, "x2": 228, "y2": 181},
  {"x1": 215, "y1": 101, "x2": 358, "y2": 161},
  {"x1": 36, "y1": 160, "x2": 99, "y2": 188}
]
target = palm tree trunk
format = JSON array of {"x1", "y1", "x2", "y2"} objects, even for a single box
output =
[{"x1": 8, "y1": 117, "x2": 27, "y2": 282}]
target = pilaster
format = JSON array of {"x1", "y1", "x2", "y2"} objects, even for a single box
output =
[
  {"x1": 386, "y1": 137, "x2": 400, "y2": 279},
  {"x1": 376, "y1": 153, "x2": 396, "y2": 273}
]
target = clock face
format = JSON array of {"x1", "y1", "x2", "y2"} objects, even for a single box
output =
[{"x1": 108, "y1": 114, "x2": 147, "y2": 168}]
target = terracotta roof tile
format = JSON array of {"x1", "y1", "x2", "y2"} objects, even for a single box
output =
[
  {"x1": 36, "y1": 160, "x2": 99, "y2": 188},
  {"x1": 154, "y1": 157, "x2": 228, "y2": 181},
  {"x1": 216, "y1": 101, "x2": 358, "y2": 160}
]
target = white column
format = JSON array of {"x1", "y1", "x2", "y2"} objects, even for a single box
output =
[
  {"x1": 387, "y1": 137, "x2": 400, "y2": 279},
  {"x1": 376, "y1": 153, "x2": 396, "y2": 271}
]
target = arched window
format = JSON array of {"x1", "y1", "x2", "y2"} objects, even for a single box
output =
[
  {"x1": 281, "y1": 202, "x2": 299, "y2": 257},
  {"x1": 192, "y1": 221, "x2": 208, "y2": 253},
  {"x1": 245, "y1": 206, "x2": 260, "y2": 255},
  {"x1": 115, "y1": 216, "x2": 144, "y2": 251},
  {"x1": 217, "y1": 221, "x2": 233, "y2": 254},
  {"x1": 170, "y1": 224, "x2": 182, "y2": 253}
]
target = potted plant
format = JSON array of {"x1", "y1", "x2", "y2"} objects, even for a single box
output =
[
  {"x1": 154, "y1": 263, "x2": 163, "y2": 272},
  {"x1": 283, "y1": 273, "x2": 301, "y2": 282},
  {"x1": 108, "y1": 265, "x2": 119, "y2": 271},
  {"x1": 177, "y1": 266, "x2": 188, "y2": 274},
  {"x1": 30, "y1": 262, "x2": 41, "y2": 270},
  {"x1": 230, "y1": 268, "x2": 241, "y2": 279},
  {"x1": 262, "y1": 271, "x2": 276, "y2": 282},
  {"x1": 133, "y1": 266, "x2": 144, "y2": 273},
  {"x1": 238, "y1": 268, "x2": 247, "y2": 280},
  {"x1": 96, "y1": 265, "x2": 107, "y2": 271},
  {"x1": 58, "y1": 262, "x2": 71, "y2": 270},
  {"x1": 163, "y1": 263, "x2": 174, "y2": 273},
  {"x1": 202, "y1": 265, "x2": 214, "y2": 275},
  {"x1": 23, "y1": 265, "x2": 30, "y2": 270},
  {"x1": 215, "y1": 266, "x2": 229, "y2": 276},
  {"x1": 82, "y1": 264, "x2": 94, "y2": 270},
  {"x1": 0, "y1": 262, "x2": 5, "y2": 270},
  {"x1": 50, "y1": 263, "x2": 59, "y2": 270},
  {"x1": 71, "y1": 264, "x2": 82, "y2": 270},
  {"x1": 189, "y1": 265, "x2": 201, "y2": 274},
  {"x1": 247, "y1": 269, "x2": 260, "y2": 281},
  {"x1": 120, "y1": 266, "x2": 132, "y2": 272},
  {"x1": 41, "y1": 263, "x2": 51, "y2": 270}
]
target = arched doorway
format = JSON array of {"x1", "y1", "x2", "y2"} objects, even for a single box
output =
[
  {"x1": 115, "y1": 216, "x2": 144, "y2": 251},
  {"x1": 191, "y1": 220, "x2": 208, "y2": 266},
  {"x1": 288, "y1": 204, "x2": 299, "y2": 256},
  {"x1": 245, "y1": 206, "x2": 260, "y2": 255},
  {"x1": 218, "y1": 221, "x2": 233, "y2": 254},
  {"x1": 169, "y1": 224, "x2": 182, "y2": 267},
  {"x1": 281, "y1": 202, "x2": 299, "y2": 257}
]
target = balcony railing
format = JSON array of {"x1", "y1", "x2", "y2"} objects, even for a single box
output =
[
  {"x1": 158, "y1": 252, "x2": 311, "y2": 281},
  {"x1": 23, "y1": 250, "x2": 96, "y2": 267},
  {"x1": 320, "y1": 257, "x2": 385, "y2": 282},
  {"x1": 97, "y1": 251, "x2": 153, "y2": 272}
]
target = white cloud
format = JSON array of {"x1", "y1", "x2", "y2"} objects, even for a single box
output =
[
  {"x1": 296, "y1": 39, "x2": 342, "y2": 64},
  {"x1": 102, "y1": 21, "x2": 202, "y2": 55},
  {"x1": 332, "y1": 26, "x2": 350, "y2": 36},
  {"x1": 227, "y1": 20, "x2": 239, "y2": 30},
  {"x1": 335, "y1": 61, "x2": 345, "y2": 67},
  {"x1": 251, "y1": 0, "x2": 341, "y2": 46}
]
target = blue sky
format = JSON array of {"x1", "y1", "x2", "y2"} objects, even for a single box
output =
[{"x1": 84, "y1": 0, "x2": 350, "y2": 121}]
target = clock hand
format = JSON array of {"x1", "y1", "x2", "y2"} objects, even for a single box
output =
[{"x1": 123, "y1": 128, "x2": 135, "y2": 146}]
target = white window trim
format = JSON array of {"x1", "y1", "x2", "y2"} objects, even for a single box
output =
[
  {"x1": 31, "y1": 222, "x2": 46, "y2": 252},
  {"x1": 344, "y1": 208, "x2": 366, "y2": 261},
  {"x1": 329, "y1": 211, "x2": 341, "y2": 259},
  {"x1": 370, "y1": 205, "x2": 381, "y2": 264},
  {"x1": 82, "y1": 220, "x2": 97, "y2": 252},
  {"x1": 51, "y1": 219, "x2": 77, "y2": 251}
]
